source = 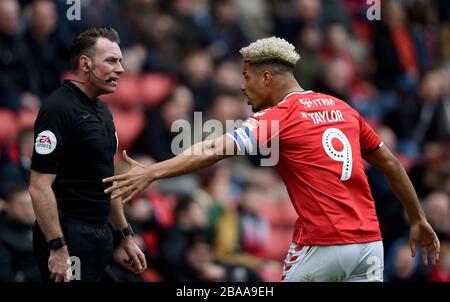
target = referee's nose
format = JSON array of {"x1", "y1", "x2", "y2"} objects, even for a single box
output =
[{"x1": 116, "y1": 62, "x2": 124, "y2": 74}]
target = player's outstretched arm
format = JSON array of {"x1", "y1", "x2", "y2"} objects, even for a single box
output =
[
  {"x1": 103, "y1": 134, "x2": 237, "y2": 203},
  {"x1": 364, "y1": 145, "x2": 440, "y2": 265}
]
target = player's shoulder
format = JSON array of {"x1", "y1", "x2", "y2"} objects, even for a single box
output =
[
  {"x1": 318, "y1": 92, "x2": 360, "y2": 115},
  {"x1": 277, "y1": 90, "x2": 315, "y2": 108},
  {"x1": 38, "y1": 86, "x2": 78, "y2": 120}
]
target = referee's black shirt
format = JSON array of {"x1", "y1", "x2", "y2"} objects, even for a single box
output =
[{"x1": 31, "y1": 80, "x2": 117, "y2": 225}]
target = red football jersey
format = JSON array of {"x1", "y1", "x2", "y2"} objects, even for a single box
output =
[{"x1": 228, "y1": 91, "x2": 383, "y2": 245}]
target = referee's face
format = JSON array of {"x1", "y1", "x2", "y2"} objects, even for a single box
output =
[{"x1": 91, "y1": 37, "x2": 124, "y2": 94}]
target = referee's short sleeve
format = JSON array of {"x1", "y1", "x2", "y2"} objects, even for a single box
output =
[{"x1": 31, "y1": 102, "x2": 72, "y2": 174}]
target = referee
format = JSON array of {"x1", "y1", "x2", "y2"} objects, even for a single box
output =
[{"x1": 29, "y1": 26, "x2": 147, "y2": 282}]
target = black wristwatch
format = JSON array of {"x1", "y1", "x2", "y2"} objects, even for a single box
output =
[
  {"x1": 47, "y1": 237, "x2": 66, "y2": 250},
  {"x1": 116, "y1": 224, "x2": 134, "y2": 240}
]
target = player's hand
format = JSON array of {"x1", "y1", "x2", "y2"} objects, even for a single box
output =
[
  {"x1": 103, "y1": 150, "x2": 153, "y2": 203},
  {"x1": 48, "y1": 246, "x2": 71, "y2": 282},
  {"x1": 121, "y1": 236, "x2": 147, "y2": 274},
  {"x1": 409, "y1": 219, "x2": 440, "y2": 265}
]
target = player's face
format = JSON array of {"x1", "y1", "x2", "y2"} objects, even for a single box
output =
[
  {"x1": 90, "y1": 38, "x2": 124, "y2": 94},
  {"x1": 241, "y1": 62, "x2": 270, "y2": 112}
]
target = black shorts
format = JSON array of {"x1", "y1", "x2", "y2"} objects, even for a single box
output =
[{"x1": 33, "y1": 219, "x2": 114, "y2": 282}]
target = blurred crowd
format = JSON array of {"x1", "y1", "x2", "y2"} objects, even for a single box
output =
[{"x1": 0, "y1": 0, "x2": 450, "y2": 282}]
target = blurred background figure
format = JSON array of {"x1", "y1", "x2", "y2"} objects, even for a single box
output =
[
  {"x1": 181, "y1": 232, "x2": 261, "y2": 282},
  {"x1": 428, "y1": 241, "x2": 450, "y2": 282},
  {"x1": 384, "y1": 239, "x2": 426, "y2": 282},
  {"x1": 423, "y1": 191, "x2": 450, "y2": 241},
  {"x1": 0, "y1": 185, "x2": 40, "y2": 282},
  {"x1": 157, "y1": 194, "x2": 209, "y2": 281}
]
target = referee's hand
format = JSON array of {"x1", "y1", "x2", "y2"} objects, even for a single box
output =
[
  {"x1": 48, "y1": 246, "x2": 71, "y2": 282},
  {"x1": 103, "y1": 150, "x2": 153, "y2": 203},
  {"x1": 121, "y1": 236, "x2": 147, "y2": 274}
]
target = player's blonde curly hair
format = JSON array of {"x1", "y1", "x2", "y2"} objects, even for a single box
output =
[{"x1": 239, "y1": 36, "x2": 300, "y2": 67}]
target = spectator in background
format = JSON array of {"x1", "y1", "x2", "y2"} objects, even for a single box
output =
[
  {"x1": 212, "y1": 60, "x2": 243, "y2": 93},
  {"x1": 180, "y1": 48, "x2": 215, "y2": 112},
  {"x1": 386, "y1": 69, "x2": 450, "y2": 148},
  {"x1": 209, "y1": 0, "x2": 248, "y2": 60},
  {"x1": 214, "y1": 183, "x2": 269, "y2": 271},
  {"x1": 207, "y1": 90, "x2": 244, "y2": 128},
  {"x1": 373, "y1": 0, "x2": 420, "y2": 92},
  {"x1": 428, "y1": 241, "x2": 450, "y2": 282},
  {"x1": 196, "y1": 164, "x2": 236, "y2": 229},
  {"x1": 181, "y1": 232, "x2": 261, "y2": 282},
  {"x1": 320, "y1": 23, "x2": 358, "y2": 86},
  {"x1": 313, "y1": 58, "x2": 352, "y2": 104},
  {"x1": 411, "y1": 69, "x2": 450, "y2": 145},
  {"x1": 0, "y1": 185, "x2": 40, "y2": 282},
  {"x1": 0, "y1": 128, "x2": 34, "y2": 199},
  {"x1": 158, "y1": 195, "x2": 210, "y2": 281},
  {"x1": 273, "y1": 0, "x2": 322, "y2": 43},
  {"x1": 294, "y1": 23, "x2": 322, "y2": 90},
  {"x1": 23, "y1": 0, "x2": 64, "y2": 101},
  {"x1": 132, "y1": 85, "x2": 194, "y2": 162},
  {"x1": 423, "y1": 192, "x2": 450, "y2": 241},
  {"x1": 0, "y1": 0, "x2": 40, "y2": 110},
  {"x1": 385, "y1": 239, "x2": 427, "y2": 282}
]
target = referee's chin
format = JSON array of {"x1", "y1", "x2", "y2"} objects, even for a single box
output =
[{"x1": 100, "y1": 85, "x2": 117, "y2": 95}]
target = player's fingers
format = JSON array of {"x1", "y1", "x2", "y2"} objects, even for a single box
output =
[
  {"x1": 112, "y1": 184, "x2": 135, "y2": 200},
  {"x1": 54, "y1": 273, "x2": 63, "y2": 282},
  {"x1": 421, "y1": 246, "x2": 428, "y2": 265},
  {"x1": 429, "y1": 244, "x2": 437, "y2": 265},
  {"x1": 410, "y1": 240, "x2": 416, "y2": 258},
  {"x1": 138, "y1": 251, "x2": 147, "y2": 271},
  {"x1": 131, "y1": 253, "x2": 143, "y2": 273},
  {"x1": 102, "y1": 174, "x2": 125, "y2": 184},
  {"x1": 50, "y1": 272, "x2": 56, "y2": 280},
  {"x1": 107, "y1": 179, "x2": 132, "y2": 195},
  {"x1": 122, "y1": 189, "x2": 138, "y2": 204},
  {"x1": 433, "y1": 237, "x2": 440, "y2": 262},
  {"x1": 64, "y1": 270, "x2": 70, "y2": 282}
]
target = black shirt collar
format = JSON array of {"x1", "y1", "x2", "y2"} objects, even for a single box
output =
[{"x1": 63, "y1": 80, "x2": 98, "y2": 107}]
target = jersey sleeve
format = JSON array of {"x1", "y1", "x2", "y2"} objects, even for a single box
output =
[
  {"x1": 31, "y1": 102, "x2": 72, "y2": 174},
  {"x1": 226, "y1": 107, "x2": 285, "y2": 155},
  {"x1": 358, "y1": 114, "x2": 383, "y2": 156}
]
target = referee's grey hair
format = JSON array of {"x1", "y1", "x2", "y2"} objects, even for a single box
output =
[{"x1": 240, "y1": 37, "x2": 300, "y2": 68}]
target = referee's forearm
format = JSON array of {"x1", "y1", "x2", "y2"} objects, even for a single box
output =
[
  {"x1": 29, "y1": 184, "x2": 63, "y2": 241},
  {"x1": 109, "y1": 197, "x2": 128, "y2": 230}
]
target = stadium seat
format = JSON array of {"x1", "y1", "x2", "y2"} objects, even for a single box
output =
[
  {"x1": 259, "y1": 199, "x2": 297, "y2": 227},
  {"x1": 110, "y1": 108, "x2": 146, "y2": 151},
  {"x1": 139, "y1": 73, "x2": 175, "y2": 106},
  {"x1": 258, "y1": 261, "x2": 283, "y2": 282},
  {"x1": 101, "y1": 74, "x2": 141, "y2": 107},
  {"x1": 62, "y1": 71, "x2": 176, "y2": 108},
  {"x1": 18, "y1": 110, "x2": 38, "y2": 130},
  {"x1": 264, "y1": 227, "x2": 292, "y2": 261},
  {"x1": 0, "y1": 109, "x2": 19, "y2": 149}
]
